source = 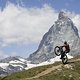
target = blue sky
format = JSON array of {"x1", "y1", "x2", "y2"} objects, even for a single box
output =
[
  {"x1": 24, "y1": 0, "x2": 80, "y2": 13},
  {"x1": 0, "y1": 0, "x2": 80, "y2": 58},
  {"x1": 0, "y1": 0, "x2": 80, "y2": 13}
]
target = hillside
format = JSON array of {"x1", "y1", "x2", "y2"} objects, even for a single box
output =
[{"x1": 1, "y1": 57, "x2": 80, "y2": 80}]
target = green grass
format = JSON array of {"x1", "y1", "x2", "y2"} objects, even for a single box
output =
[{"x1": 0, "y1": 77, "x2": 2, "y2": 80}]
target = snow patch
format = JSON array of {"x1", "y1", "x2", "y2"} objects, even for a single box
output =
[
  {"x1": 18, "y1": 58, "x2": 26, "y2": 62},
  {"x1": 0, "y1": 63, "x2": 9, "y2": 69},
  {"x1": 9, "y1": 60, "x2": 24, "y2": 64}
]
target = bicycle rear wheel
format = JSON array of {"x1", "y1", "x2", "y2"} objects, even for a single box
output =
[
  {"x1": 54, "y1": 46, "x2": 61, "y2": 56},
  {"x1": 62, "y1": 54, "x2": 68, "y2": 64}
]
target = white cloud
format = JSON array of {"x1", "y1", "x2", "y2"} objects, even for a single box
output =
[
  {"x1": 63, "y1": 11, "x2": 80, "y2": 35},
  {"x1": 1, "y1": 43, "x2": 8, "y2": 47},
  {"x1": 0, "y1": 4, "x2": 58, "y2": 44},
  {"x1": 0, "y1": 3, "x2": 80, "y2": 45}
]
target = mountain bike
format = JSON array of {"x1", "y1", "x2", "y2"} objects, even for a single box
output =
[{"x1": 54, "y1": 46, "x2": 68, "y2": 64}]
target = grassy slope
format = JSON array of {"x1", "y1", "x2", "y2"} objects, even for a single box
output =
[{"x1": 1, "y1": 57, "x2": 80, "y2": 80}]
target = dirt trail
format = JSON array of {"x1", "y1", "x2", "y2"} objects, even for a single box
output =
[
  {"x1": 69, "y1": 58, "x2": 80, "y2": 62},
  {"x1": 21, "y1": 58, "x2": 80, "y2": 80}
]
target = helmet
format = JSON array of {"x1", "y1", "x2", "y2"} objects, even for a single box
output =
[{"x1": 64, "y1": 41, "x2": 67, "y2": 44}]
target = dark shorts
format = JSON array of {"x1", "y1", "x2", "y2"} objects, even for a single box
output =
[
  {"x1": 65, "y1": 49, "x2": 70, "y2": 53},
  {"x1": 61, "y1": 50, "x2": 70, "y2": 58}
]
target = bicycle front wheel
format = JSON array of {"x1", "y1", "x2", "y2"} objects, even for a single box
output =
[{"x1": 54, "y1": 46, "x2": 61, "y2": 56}]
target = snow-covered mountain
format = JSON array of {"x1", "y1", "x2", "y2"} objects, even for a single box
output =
[
  {"x1": 0, "y1": 56, "x2": 27, "y2": 76},
  {"x1": 28, "y1": 11, "x2": 80, "y2": 64}
]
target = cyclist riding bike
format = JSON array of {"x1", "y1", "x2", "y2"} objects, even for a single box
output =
[{"x1": 60, "y1": 41, "x2": 70, "y2": 59}]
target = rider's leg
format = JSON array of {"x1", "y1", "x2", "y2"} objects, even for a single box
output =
[
  {"x1": 60, "y1": 51, "x2": 65, "y2": 59},
  {"x1": 60, "y1": 50, "x2": 69, "y2": 59}
]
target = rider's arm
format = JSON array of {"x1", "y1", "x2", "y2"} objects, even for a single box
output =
[{"x1": 61, "y1": 44, "x2": 67, "y2": 48}]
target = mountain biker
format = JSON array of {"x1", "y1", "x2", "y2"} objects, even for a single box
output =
[{"x1": 60, "y1": 41, "x2": 70, "y2": 59}]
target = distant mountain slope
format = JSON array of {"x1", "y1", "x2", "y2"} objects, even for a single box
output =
[
  {"x1": 28, "y1": 11, "x2": 80, "y2": 64},
  {"x1": 1, "y1": 57, "x2": 80, "y2": 80},
  {"x1": 0, "y1": 56, "x2": 27, "y2": 77}
]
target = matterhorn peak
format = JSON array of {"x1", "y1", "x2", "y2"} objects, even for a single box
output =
[
  {"x1": 28, "y1": 11, "x2": 80, "y2": 64},
  {"x1": 58, "y1": 11, "x2": 68, "y2": 20}
]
